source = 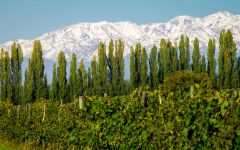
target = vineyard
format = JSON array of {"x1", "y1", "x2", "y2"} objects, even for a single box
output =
[{"x1": 0, "y1": 71, "x2": 239, "y2": 149}]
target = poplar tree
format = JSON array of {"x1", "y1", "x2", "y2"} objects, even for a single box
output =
[
  {"x1": 185, "y1": 36, "x2": 190, "y2": 70},
  {"x1": 192, "y1": 37, "x2": 200, "y2": 73},
  {"x1": 69, "y1": 53, "x2": 77, "y2": 100},
  {"x1": 79, "y1": 59, "x2": 87, "y2": 95},
  {"x1": 218, "y1": 29, "x2": 237, "y2": 89},
  {"x1": 27, "y1": 40, "x2": 46, "y2": 102},
  {"x1": 24, "y1": 59, "x2": 34, "y2": 103},
  {"x1": 135, "y1": 43, "x2": 142, "y2": 87},
  {"x1": 87, "y1": 67, "x2": 93, "y2": 95},
  {"x1": 207, "y1": 39, "x2": 216, "y2": 86},
  {"x1": 200, "y1": 55, "x2": 206, "y2": 73},
  {"x1": 108, "y1": 39, "x2": 114, "y2": 85},
  {"x1": 51, "y1": 64, "x2": 58, "y2": 101},
  {"x1": 141, "y1": 47, "x2": 148, "y2": 85},
  {"x1": 224, "y1": 30, "x2": 237, "y2": 89},
  {"x1": 163, "y1": 40, "x2": 171, "y2": 77},
  {"x1": 179, "y1": 35, "x2": 185, "y2": 70},
  {"x1": 171, "y1": 44, "x2": 178, "y2": 72},
  {"x1": 98, "y1": 42, "x2": 108, "y2": 95},
  {"x1": 218, "y1": 30, "x2": 225, "y2": 88},
  {"x1": 116, "y1": 40, "x2": 125, "y2": 94},
  {"x1": 91, "y1": 55, "x2": 99, "y2": 95},
  {"x1": 149, "y1": 45, "x2": 158, "y2": 88},
  {"x1": 57, "y1": 51, "x2": 68, "y2": 103},
  {"x1": 10, "y1": 42, "x2": 23, "y2": 104},
  {"x1": 158, "y1": 39, "x2": 165, "y2": 82},
  {"x1": 0, "y1": 49, "x2": 4, "y2": 99},
  {"x1": 1, "y1": 51, "x2": 11, "y2": 100},
  {"x1": 130, "y1": 47, "x2": 136, "y2": 91}
]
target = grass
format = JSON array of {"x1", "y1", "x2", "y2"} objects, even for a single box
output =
[{"x1": 0, "y1": 135, "x2": 25, "y2": 150}]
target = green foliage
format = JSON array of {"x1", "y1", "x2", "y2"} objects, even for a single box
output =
[
  {"x1": 149, "y1": 45, "x2": 158, "y2": 88},
  {"x1": 69, "y1": 53, "x2": 78, "y2": 100},
  {"x1": 185, "y1": 35, "x2": 190, "y2": 70},
  {"x1": 141, "y1": 47, "x2": 148, "y2": 85},
  {"x1": 163, "y1": 71, "x2": 212, "y2": 97},
  {"x1": 192, "y1": 37, "x2": 200, "y2": 73},
  {"x1": 31, "y1": 40, "x2": 46, "y2": 100},
  {"x1": 51, "y1": 64, "x2": 58, "y2": 101},
  {"x1": 1, "y1": 51, "x2": 12, "y2": 101},
  {"x1": 200, "y1": 55, "x2": 206, "y2": 73},
  {"x1": 207, "y1": 39, "x2": 217, "y2": 87},
  {"x1": 98, "y1": 42, "x2": 108, "y2": 95},
  {"x1": 179, "y1": 35, "x2": 185, "y2": 70},
  {"x1": 57, "y1": 51, "x2": 68, "y2": 103},
  {"x1": 130, "y1": 47, "x2": 136, "y2": 91},
  {"x1": 79, "y1": 59, "x2": 88, "y2": 95},
  {"x1": 218, "y1": 30, "x2": 237, "y2": 89},
  {"x1": 10, "y1": 43, "x2": 23, "y2": 104},
  {"x1": 0, "y1": 78, "x2": 239, "y2": 149}
]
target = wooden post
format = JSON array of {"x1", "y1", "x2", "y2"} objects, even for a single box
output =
[
  {"x1": 190, "y1": 85, "x2": 194, "y2": 98},
  {"x1": 42, "y1": 139, "x2": 45, "y2": 149},
  {"x1": 142, "y1": 91, "x2": 148, "y2": 106},
  {"x1": 79, "y1": 96, "x2": 84, "y2": 109},
  {"x1": 158, "y1": 95, "x2": 162, "y2": 105},
  {"x1": 7, "y1": 109, "x2": 10, "y2": 117},
  {"x1": 17, "y1": 105, "x2": 20, "y2": 119},
  {"x1": 42, "y1": 105, "x2": 46, "y2": 122},
  {"x1": 60, "y1": 99, "x2": 63, "y2": 106},
  {"x1": 28, "y1": 103, "x2": 31, "y2": 120}
]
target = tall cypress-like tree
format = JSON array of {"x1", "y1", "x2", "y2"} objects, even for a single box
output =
[
  {"x1": 27, "y1": 40, "x2": 46, "y2": 102},
  {"x1": 135, "y1": 43, "x2": 142, "y2": 87},
  {"x1": 141, "y1": 47, "x2": 148, "y2": 85},
  {"x1": 130, "y1": 47, "x2": 136, "y2": 91},
  {"x1": 69, "y1": 53, "x2": 78, "y2": 100},
  {"x1": 10, "y1": 43, "x2": 23, "y2": 104},
  {"x1": 218, "y1": 30, "x2": 237, "y2": 89},
  {"x1": 91, "y1": 55, "x2": 99, "y2": 95},
  {"x1": 218, "y1": 30, "x2": 225, "y2": 88},
  {"x1": 79, "y1": 59, "x2": 87, "y2": 95},
  {"x1": 1, "y1": 51, "x2": 11, "y2": 100},
  {"x1": 98, "y1": 42, "x2": 108, "y2": 95},
  {"x1": 207, "y1": 39, "x2": 217, "y2": 86},
  {"x1": 171, "y1": 44, "x2": 178, "y2": 72},
  {"x1": 200, "y1": 55, "x2": 206, "y2": 73},
  {"x1": 108, "y1": 40, "x2": 114, "y2": 85},
  {"x1": 0, "y1": 49, "x2": 4, "y2": 100},
  {"x1": 149, "y1": 45, "x2": 158, "y2": 88},
  {"x1": 116, "y1": 40, "x2": 125, "y2": 94},
  {"x1": 179, "y1": 35, "x2": 185, "y2": 70},
  {"x1": 185, "y1": 36, "x2": 190, "y2": 70},
  {"x1": 224, "y1": 30, "x2": 237, "y2": 89},
  {"x1": 87, "y1": 67, "x2": 93, "y2": 95},
  {"x1": 158, "y1": 39, "x2": 165, "y2": 82},
  {"x1": 51, "y1": 63, "x2": 58, "y2": 101},
  {"x1": 57, "y1": 51, "x2": 68, "y2": 103},
  {"x1": 43, "y1": 74, "x2": 49, "y2": 99},
  {"x1": 163, "y1": 40, "x2": 171, "y2": 77},
  {"x1": 24, "y1": 59, "x2": 34, "y2": 103},
  {"x1": 237, "y1": 57, "x2": 240, "y2": 88},
  {"x1": 192, "y1": 37, "x2": 200, "y2": 73}
]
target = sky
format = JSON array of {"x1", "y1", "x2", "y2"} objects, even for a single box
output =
[{"x1": 0, "y1": 0, "x2": 240, "y2": 43}]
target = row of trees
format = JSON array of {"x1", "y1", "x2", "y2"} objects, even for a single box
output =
[{"x1": 0, "y1": 29, "x2": 239, "y2": 104}]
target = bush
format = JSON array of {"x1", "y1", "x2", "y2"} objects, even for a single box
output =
[{"x1": 162, "y1": 71, "x2": 212, "y2": 97}]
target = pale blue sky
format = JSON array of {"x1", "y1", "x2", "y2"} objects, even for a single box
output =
[{"x1": 0, "y1": 0, "x2": 240, "y2": 43}]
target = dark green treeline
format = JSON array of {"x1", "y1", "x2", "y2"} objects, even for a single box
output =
[{"x1": 0, "y1": 29, "x2": 239, "y2": 104}]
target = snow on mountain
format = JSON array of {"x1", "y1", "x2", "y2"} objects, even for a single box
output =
[{"x1": 1, "y1": 11, "x2": 240, "y2": 64}]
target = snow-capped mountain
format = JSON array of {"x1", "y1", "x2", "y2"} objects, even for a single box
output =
[{"x1": 1, "y1": 11, "x2": 240, "y2": 63}]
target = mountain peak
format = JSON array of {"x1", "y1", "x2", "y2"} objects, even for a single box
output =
[{"x1": 0, "y1": 12, "x2": 240, "y2": 63}]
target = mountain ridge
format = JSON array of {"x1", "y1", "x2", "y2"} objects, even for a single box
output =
[{"x1": 0, "y1": 11, "x2": 240, "y2": 63}]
